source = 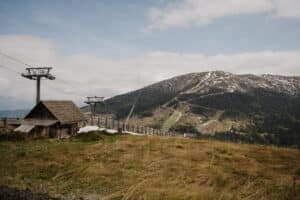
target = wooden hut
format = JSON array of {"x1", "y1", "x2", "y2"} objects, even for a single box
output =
[{"x1": 15, "y1": 100, "x2": 87, "y2": 138}]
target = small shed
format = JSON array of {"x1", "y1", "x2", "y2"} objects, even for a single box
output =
[{"x1": 15, "y1": 100, "x2": 87, "y2": 138}]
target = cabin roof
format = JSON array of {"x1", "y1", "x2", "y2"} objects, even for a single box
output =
[
  {"x1": 22, "y1": 119, "x2": 58, "y2": 126},
  {"x1": 25, "y1": 100, "x2": 87, "y2": 124}
]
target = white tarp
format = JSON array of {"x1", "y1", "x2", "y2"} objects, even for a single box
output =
[
  {"x1": 123, "y1": 131, "x2": 145, "y2": 136},
  {"x1": 78, "y1": 126, "x2": 118, "y2": 135},
  {"x1": 105, "y1": 129, "x2": 118, "y2": 134},
  {"x1": 78, "y1": 126, "x2": 100, "y2": 134},
  {"x1": 78, "y1": 126, "x2": 145, "y2": 136}
]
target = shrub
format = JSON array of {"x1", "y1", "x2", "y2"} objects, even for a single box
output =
[
  {"x1": 171, "y1": 125, "x2": 199, "y2": 134},
  {"x1": 0, "y1": 130, "x2": 25, "y2": 142},
  {"x1": 74, "y1": 131, "x2": 103, "y2": 142}
]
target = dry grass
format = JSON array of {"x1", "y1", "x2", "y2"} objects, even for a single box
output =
[{"x1": 0, "y1": 134, "x2": 299, "y2": 200}]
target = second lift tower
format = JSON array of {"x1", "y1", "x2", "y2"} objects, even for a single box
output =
[
  {"x1": 85, "y1": 96, "x2": 105, "y2": 125},
  {"x1": 22, "y1": 67, "x2": 55, "y2": 104}
]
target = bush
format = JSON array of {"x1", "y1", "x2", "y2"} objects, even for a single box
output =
[
  {"x1": 74, "y1": 131, "x2": 103, "y2": 142},
  {"x1": 0, "y1": 130, "x2": 25, "y2": 142},
  {"x1": 172, "y1": 125, "x2": 199, "y2": 134}
]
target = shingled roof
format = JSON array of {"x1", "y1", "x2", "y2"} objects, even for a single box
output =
[{"x1": 25, "y1": 100, "x2": 87, "y2": 124}]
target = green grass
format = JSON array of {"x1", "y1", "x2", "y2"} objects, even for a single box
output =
[
  {"x1": 162, "y1": 111, "x2": 182, "y2": 132},
  {"x1": 0, "y1": 134, "x2": 299, "y2": 199}
]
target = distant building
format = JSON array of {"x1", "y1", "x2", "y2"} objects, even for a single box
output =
[{"x1": 15, "y1": 100, "x2": 87, "y2": 138}]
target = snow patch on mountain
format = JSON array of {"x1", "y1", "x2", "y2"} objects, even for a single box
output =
[{"x1": 174, "y1": 71, "x2": 300, "y2": 96}]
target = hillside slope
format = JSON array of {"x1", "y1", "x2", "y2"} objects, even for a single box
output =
[
  {"x1": 0, "y1": 135, "x2": 299, "y2": 199},
  {"x1": 93, "y1": 71, "x2": 300, "y2": 146}
]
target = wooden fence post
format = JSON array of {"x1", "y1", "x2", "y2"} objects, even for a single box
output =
[
  {"x1": 4, "y1": 118, "x2": 8, "y2": 129},
  {"x1": 83, "y1": 116, "x2": 185, "y2": 137}
]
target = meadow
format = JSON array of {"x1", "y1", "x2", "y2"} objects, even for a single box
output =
[{"x1": 0, "y1": 132, "x2": 299, "y2": 200}]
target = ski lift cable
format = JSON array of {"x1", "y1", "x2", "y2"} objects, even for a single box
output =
[{"x1": 0, "y1": 51, "x2": 88, "y2": 98}]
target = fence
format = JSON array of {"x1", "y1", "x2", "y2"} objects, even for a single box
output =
[
  {"x1": 0, "y1": 118, "x2": 22, "y2": 130},
  {"x1": 88, "y1": 115, "x2": 182, "y2": 137},
  {"x1": 0, "y1": 116, "x2": 186, "y2": 138}
]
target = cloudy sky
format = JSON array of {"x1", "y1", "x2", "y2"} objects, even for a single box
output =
[{"x1": 0, "y1": 0, "x2": 300, "y2": 109}]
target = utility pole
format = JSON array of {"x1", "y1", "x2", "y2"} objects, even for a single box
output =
[
  {"x1": 21, "y1": 67, "x2": 55, "y2": 104},
  {"x1": 85, "y1": 96, "x2": 105, "y2": 125}
]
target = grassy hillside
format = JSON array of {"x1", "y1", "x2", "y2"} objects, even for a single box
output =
[
  {"x1": 0, "y1": 134, "x2": 299, "y2": 199},
  {"x1": 162, "y1": 110, "x2": 182, "y2": 132},
  {"x1": 184, "y1": 89, "x2": 300, "y2": 146},
  {"x1": 88, "y1": 72, "x2": 300, "y2": 147},
  {"x1": 123, "y1": 89, "x2": 300, "y2": 147}
]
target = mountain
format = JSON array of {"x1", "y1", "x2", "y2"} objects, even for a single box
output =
[
  {"x1": 0, "y1": 109, "x2": 28, "y2": 118},
  {"x1": 93, "y1": 71, "x2": 300, "y2": 147}
]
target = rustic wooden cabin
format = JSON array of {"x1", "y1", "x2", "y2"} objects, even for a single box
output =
[{"x1": 15, "y1": 100, "x2": 87, "y2": 138}]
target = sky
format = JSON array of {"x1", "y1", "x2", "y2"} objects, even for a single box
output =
[{"x1": 0, "y1": 0, "x2": 300, "y2": 110}]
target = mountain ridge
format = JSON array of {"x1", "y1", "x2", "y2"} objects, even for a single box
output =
[
  {"x1": 110, "y1": 71, "x2": 300, "y2": 99},
  {"x1": 93, "y1": 71, "x2": 300, "y2": 146},
  {"x1": 0, "y1": 109, "x2": 28, "y2": 118},
  {"x1": 101, "y1": 71, "x2": 300, "y2": 116}
]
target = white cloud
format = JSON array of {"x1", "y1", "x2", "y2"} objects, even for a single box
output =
[
  {"x1": 148, "y1": 0, "x2": 300, "y2": 30},
  {"x1": 273, "y1": 0, "x2": 300, "y2": 18},
  {"x1": 0, "y1": 77, "x2": 9, "y2": 90},
  {"x1": 0, "y1": 35, "x2": 300, "y2": 109}
]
